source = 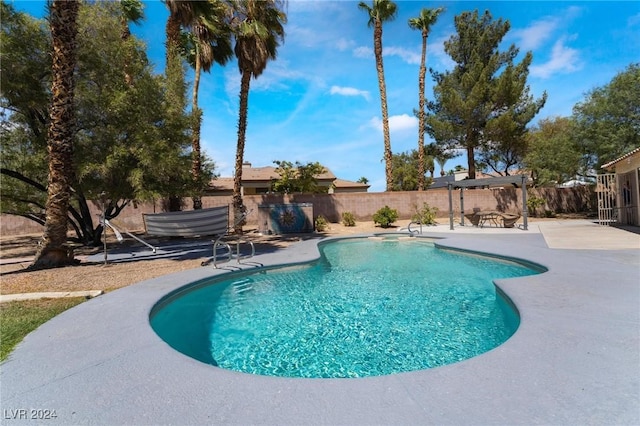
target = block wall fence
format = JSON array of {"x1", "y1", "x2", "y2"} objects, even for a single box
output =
[{"x1": 0, "y1": 187, "x2": 595, "y2": 236}]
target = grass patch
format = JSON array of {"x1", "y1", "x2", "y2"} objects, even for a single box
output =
[{"x1": 1, "y1": 297, "x2": 87, "y2": 361}]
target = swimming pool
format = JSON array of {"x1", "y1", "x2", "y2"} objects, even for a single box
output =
[{"x1": 151, "y1": 237, "x2": 542, "y2": 378}]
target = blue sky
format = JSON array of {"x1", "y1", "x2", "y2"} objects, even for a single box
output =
[{"x1": 11, "y1": 1, "x2": 640, "y2": 192}]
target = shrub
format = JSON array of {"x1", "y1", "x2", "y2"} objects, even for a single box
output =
[
  {"x1": 342, "y1": 211, "x2": 356, "y2": 227},
  {"x1": 372, "y1": 205, "x2": 398, "y2": 228},
  {"x1": 411, "y1": 202, "x2": 438, "y2": 225},
  {"x1": 314, "y1": 215, "x2": 328, "y2": 232},
  {"x1": 527, "y1": 196, "x2": 546, "y2": 217}
]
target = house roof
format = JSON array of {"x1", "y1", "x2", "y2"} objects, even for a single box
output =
[
  {"x1": 332, "y1": 179, "x2": 370, "y2": 189},
  {"x1": 601, "y1": 147, "x2": 640, "y2": 170},
  {"x1": 239, "y1": 165, "x2": 336, "y2": 182},
  {"x1": 207, "y1": 164, "x2": 340, "y2": 191}
]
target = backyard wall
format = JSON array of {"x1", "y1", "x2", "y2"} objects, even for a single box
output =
[{"x1": 0, "y1": 186, "x2": 595, "y2": 236}]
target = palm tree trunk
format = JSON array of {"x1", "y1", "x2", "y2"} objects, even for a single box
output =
[
  {"x1": 191, "y1": 54, "x2": 203, "y2": 210},
  {"x1": 32, "y1": 0, "x2": 79, "y2": 269},
  {"x1": 233, "y1": 71, "x2": 251, "y2": 233},
  {"x1": 417, "y1": 31, "x2": 427, "y2": 191},
  {"x1": 374, "y1": 21, "x2": 393, "y2": 192}
]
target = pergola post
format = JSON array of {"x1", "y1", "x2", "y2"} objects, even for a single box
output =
[
  {"x1": 521, "y1": 175, "x2": 528, "y2": 231},
  {"x1": 459, "y1": 188, "x2": 465, "y2": 226},
  {"x1": 448, "y1": 182, "x2": 454, "y2": 230}
]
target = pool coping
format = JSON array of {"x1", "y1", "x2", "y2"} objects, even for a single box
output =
[{"x1": 1, "y1": 230, "x2": 639, "y2": 425}]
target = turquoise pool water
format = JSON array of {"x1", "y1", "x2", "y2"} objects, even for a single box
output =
[{"x1": 151, "y1": 238, "x2": 541, "y2": 378}]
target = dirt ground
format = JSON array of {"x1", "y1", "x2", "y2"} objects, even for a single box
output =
[{"x1": 0, "y1": 220, "x2": 393, "y2": 295}]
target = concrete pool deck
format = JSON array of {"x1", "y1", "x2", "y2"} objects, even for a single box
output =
[{"x1": 1, "y1": 221, "x2": 639, "y2": 425}]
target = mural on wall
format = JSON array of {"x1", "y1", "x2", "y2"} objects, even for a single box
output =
[{"x1": 265, "y1": 204, "x2": 313, "y2": 234}]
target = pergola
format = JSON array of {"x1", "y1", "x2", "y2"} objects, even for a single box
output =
[{"x1": 446, "y1": 175, "x2": 529, "y2": 230}]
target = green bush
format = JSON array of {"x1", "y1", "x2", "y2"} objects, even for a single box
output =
[
  {"x1": 342, "y1": 211, "x2": 356, "y2": 227},
  {"x1": 373, "y1": 205, "x2": 398, "y2": 228},
  {"x1": 315, "y1": 215, "x2": 328, "y2": 232},
  {"x1": 411, "y1": 202, "x2": 438, "y2": 225},
  {"x1": 527, "y1": 196, "x2": 546, "y2": 217}
]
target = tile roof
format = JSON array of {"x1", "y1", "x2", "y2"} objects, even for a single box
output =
[{"x1": 601, "y1": 147, "x2": 640, "y2": 170}]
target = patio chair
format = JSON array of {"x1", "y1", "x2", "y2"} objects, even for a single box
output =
[
  {"x1": 500, "y1": 213, "x2": 521, "y2": 228},
  {"x1": 464, "y1": 212, "x2": 481, "y2": 226}
]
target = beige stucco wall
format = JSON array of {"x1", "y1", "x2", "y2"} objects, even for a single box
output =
[{"x1": 1, "y1": 187, "x2": 595, "y2": 236}]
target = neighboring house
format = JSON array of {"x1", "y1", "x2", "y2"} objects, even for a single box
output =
[
  {"x1": 601, "y1": 147, "x2": 640, "y2": 226},
  {"x1": 205, "y1": 162, "x2": 369, "y2": 195},
  {"x1": 329, "y1": 179, "x2": 370, "y2": 194}
]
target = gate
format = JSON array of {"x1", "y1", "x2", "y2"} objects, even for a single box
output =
[{"x1": 596, "y1": 173, "x2": 617, "y2": 225}]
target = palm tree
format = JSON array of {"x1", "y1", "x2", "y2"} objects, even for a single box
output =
[
  {"x1": 32, "y1": 0, "x2": 80, "y2": 269},
  {"x1": 182, "y1": 3, "x2": 233, "y2": 209},
  {"x1": 163, "y1": 0, "x2": 213, "y2": 211},
  {"x1": 118, "y1": 0, "x2": 144, "y2": 86},
  {"x1": 409, "y1": 7, "x2": 443, "y2": 191},
  {"x1": 231, "y1": 0, "x2": 287, "y2": 232},
  {"x1": 358, "y1": 0, "x2": 397, "y2": 192}
]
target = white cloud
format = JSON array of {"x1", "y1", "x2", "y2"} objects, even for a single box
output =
[
  {"x1": 330, "y1": 86, "x2": 370, "y2": 101},
  {"x1": 224, "y1": 59, "x2": 306, "y2": 99},
  {"x1": 384, "y1": 46, "x2": 421, "y2": 65},
  {"x1": 531, "y1": 36, "x2": 582, "y2": 78},
  {"x1": 353, "y1": 46, "x2": 373, "y2": 59},
  {"x1": 368, "y1": 114, "x2": 418, "y2": 133},
  {"x1": 336, "y1": 38, "x2": 356, "y2": 51},
  {"x1": 511, "y1": 17, "x2": 560, "y2": 51},
  {"x1": 353, "y1": 45, "x2": 421, "y2": 65}
]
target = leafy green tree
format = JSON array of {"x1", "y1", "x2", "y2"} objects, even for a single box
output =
[
  {"x1": 358, "y1": 0, "x2": 397, "y2": 192},
  {"x1": 231, "y1": 0, "x2": 287, "y2": 232},
  {"x1": 1, "y1": 2, "x2": 203, "y2": 247},
  {"x1": 524, "y1": 117, "x2": 581, "y2": 186},
  {"x1": 357, "y1": 176, "x2": 369, "y2": 184},
  {"x1": 409, "y1": 7, "x2": 443, "y2": 190},
  {"x1": 271, "y1": 161, "x2": 327, "y2": 194},
  {"x1": 426, "y1": 10, "x2": 546, "y2": 179},
  {"x1": 573, "y1": 63, "x2": 640, "y2": 175},
  {"x1": 31, "y1": 0, "x2": 80, "y2": 269},
  {"x1": 391, "y1": 149, "x2": 433, "y2": 191},
  {"x1": 392, "y1": 151, "x2": 419, "y2": 190}
]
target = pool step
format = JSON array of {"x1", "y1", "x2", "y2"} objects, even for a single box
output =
[{"x1": 232, "y1": 278, "x2": 253, "y2": 294}]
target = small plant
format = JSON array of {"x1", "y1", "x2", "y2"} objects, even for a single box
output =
[
  {"x1": 544, "y1": 209, "x2": 556, "y2": 218},
  {"x1": 411, "y1": 202, "x2": 438, "y2": 225},
  {"x1": 341, "y1": 211, "x2": 356, "y2": 227},
  {"x1": 372, "y1": 205, "x2": 398, "y2": 228},
  {"x1": 527, "y1": 196, "x2": 546, "y2": 217},
  {"x1": 314, "y1": 215, "x2": 328, "y2": 232}
]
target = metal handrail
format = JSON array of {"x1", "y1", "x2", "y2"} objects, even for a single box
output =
[
  {"x1": 407, "y1": 221, "x2": 422, "y2": 236},
  {"x1": 210, "y1": 235, "x2": 256, "y2": 269}
]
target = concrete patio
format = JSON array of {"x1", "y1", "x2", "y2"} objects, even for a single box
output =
[{"x1": 1, "y1": 220, "x2": 639, "y2": 425}]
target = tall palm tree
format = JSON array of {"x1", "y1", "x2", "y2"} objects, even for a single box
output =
[
  {"x1": 182, "y1": 3, "x2": 233, "y2": 210},
  {"x1": 358, "y1": 0, "x2": 397, "y2": 192},
  {"x1": 231, "y1": 0, "x2": 286, "y2": 232},
  {"x1": 163, "y1": 0, "x2": 213, "y2": 211},
  {"x1": 32, "y1": 0, "x2": 80, "y2": 269},
  {"x1": 118, "y1": 0, "x2": 144, "y2": 86},
  {"x1": 409, "y1": 7, "x2": 443, "y2": 191}
]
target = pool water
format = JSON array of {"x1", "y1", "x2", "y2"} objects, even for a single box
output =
[{"x1": 151, "y1": 238, "x2": 541, "y2": 378}]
